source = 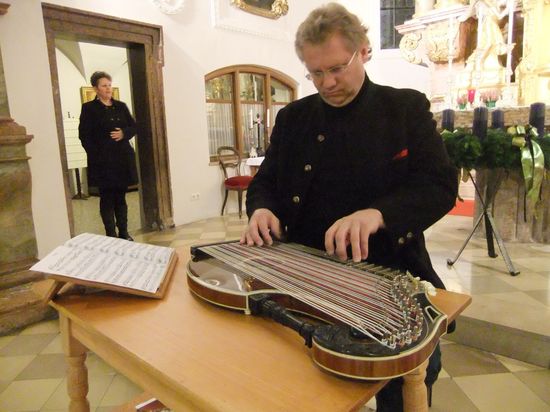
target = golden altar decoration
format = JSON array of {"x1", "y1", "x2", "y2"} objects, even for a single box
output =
[{"x1": 396, "y1": 0, "x2": 550, "y2": 112}]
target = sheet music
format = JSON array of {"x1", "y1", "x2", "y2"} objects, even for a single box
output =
[{"x1": 31, "y1": 233, "x2": 174, "y2": 293}]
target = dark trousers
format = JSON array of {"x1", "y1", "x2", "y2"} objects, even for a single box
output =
[
  {"x1": 99, "y1": 186, "x2": 129, "y2": 237},
  {"x1": 375, "y1": 344, "x2": 441, "y2": 412}
]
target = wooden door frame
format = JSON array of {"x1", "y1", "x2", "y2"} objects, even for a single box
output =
[{"x1": 42, "y1": 3, "x2": 174, "y2": 235}]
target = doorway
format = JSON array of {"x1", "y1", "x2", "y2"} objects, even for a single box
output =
[
  {"x1": 55, "y1": 41, "x2": 142, "y2": 236},
  {"x1": 42, "y1": 4, "x2": 174, "y2": 236}
]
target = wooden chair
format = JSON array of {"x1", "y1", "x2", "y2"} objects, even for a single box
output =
[{"x1": 217, "y1": 146, "x2": 253, "y2": 218}]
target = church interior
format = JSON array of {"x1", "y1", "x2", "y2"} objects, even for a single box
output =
[{"x1": 1, "y1": 0, "x2": 549, "y2": 411}]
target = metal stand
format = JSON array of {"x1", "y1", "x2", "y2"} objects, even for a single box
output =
[
  {"x1": 72, "y1": 168, "x2": 89, "y2": 200},
  {"x1": 447, "y1": 170, "x2": 520, "y2": 276}
]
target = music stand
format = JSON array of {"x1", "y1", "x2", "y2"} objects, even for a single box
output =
[{"x1": 446, "y1": 107, "x2": 520, "y2": 276}]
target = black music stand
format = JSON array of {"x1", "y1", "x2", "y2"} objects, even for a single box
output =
[
  {"x1": 72, "y1": 168, "x2": 89, "y2": 200},
  {"x1": 446, "y1": 107, "x2": 520, "y2": 276}
]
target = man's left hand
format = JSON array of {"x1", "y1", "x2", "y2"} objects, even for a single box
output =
[{"x1": 325, "y1": 208, "x2": 385, "y2": 262}]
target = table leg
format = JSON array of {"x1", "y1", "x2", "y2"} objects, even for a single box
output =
[
  {"x1": 402, "y1": 360, "x2": 428, "y2": 412},
  {"x1": 59, "y1": 315, "x2": 90, "y2": 412}
]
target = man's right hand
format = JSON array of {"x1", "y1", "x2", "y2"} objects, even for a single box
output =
[{"x1": 240, "y1": 208, "x2": 282, "y2": 246}]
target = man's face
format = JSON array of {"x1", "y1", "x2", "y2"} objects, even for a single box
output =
[{"x1": 302, "y1": 33, "x2": 368, "y2": 107}]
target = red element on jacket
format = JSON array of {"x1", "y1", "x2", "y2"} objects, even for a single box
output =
[{"x1": 393, "y1": 148, "x2": 408, "y2": 160}]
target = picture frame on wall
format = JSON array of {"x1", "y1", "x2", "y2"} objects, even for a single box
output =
[
  {"x1": 212, "y1": 0, "x2": 291, "y2": 41},
  {"x1": 80, "y1": 86, "x2": 120, "y2": 104},
  {"x1": 230, "y1": 0, "x2": 288, "y2": 19}
]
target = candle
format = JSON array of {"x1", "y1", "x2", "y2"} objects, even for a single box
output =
[
  {"x1": 442, "y1": 109, "x2": 455, "y2": 131},
  {"x1": 467, "y1": 89, "x2": 476, "y2": 105},
  {"x1": 491, "y1": 110, "x2": 505, "y2": 129},
  {"x1": 529, "y1": 103, "x2": 546, "y2": 137},
  {"x1": 473, "y1": 107, "x2": 488, "y2": 140},
  {"x1": 249, "y1": 109, "x2": 253, "y2": 129},
  {"x1": 266, "y1": 109, "x2": 270, "y2": 128}
]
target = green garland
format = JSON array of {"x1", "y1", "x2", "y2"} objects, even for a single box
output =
[
  {"x1": 441, "y1": 128, "x2": 482, "y2": 170},
  {"x1": 479, "y1": 128, "x2": 522, "y2": 170},
  {"x1": 441, "y1": 126, "x2": 549, "y2": 171}
]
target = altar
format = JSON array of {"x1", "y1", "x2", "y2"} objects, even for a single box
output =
[
  {"x1": 397, "y1": 1, "x2": 550, "y2": 244},
  {"x1": 396, "y1": 0, "x2": 550, "y2": 113},
  {"x1": 474, "y1": 168, "x2": 550, "y2": 243}
]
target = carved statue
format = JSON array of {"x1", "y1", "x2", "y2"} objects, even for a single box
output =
[{"x1": 460, "y1": 0, "x2": 510, "y2": 71}]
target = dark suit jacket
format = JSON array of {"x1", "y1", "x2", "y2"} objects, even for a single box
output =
[
  {"x1": 78, "y1": 98, "x2": 138, "y2": 188},
  {"x1": 246, "y1": 77, "x2": 458, "y2": 289}
]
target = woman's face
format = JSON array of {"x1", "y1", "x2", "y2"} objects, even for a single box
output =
[{"x1": 94, "y1": 77, "x2": 112, "y2": 101}]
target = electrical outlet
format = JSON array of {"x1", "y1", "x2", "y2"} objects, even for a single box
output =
[{"x1": 190, "y1": 193, "x2": 200, "y2": 201}]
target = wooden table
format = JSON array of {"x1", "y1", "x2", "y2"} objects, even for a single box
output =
[{"x1": 49, "y1": 248, "x2": 471, "y2": 412}]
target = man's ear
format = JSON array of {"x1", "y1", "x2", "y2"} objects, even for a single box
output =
[{"x1": 359, "y1": 44, "x2": 372, "y2": 63}]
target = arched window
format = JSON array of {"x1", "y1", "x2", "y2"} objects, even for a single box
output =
[
  {"x1": 205, "y1": 65, "x2": 297, "y2": 160},
  {"x1": 380, "y1": 0, "x2": 414, "y2": 49}
]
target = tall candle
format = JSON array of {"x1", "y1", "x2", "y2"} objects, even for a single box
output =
[
  {"x1": 473, "y1": 107, "x2": 488, "y2": 140},
  {"x1": 266, "y1": 108, "x2": 270, "y2": 128},
  {"x1": 442, "y1": 109, "x2": 455, "y2": 131},
  {"x1": 529, "y1": 102, "x2": 546, "y2": 137},
  {"x1": 249, "y1": 109, "x2": 253, "y2": 129},
  {"x1": 491, "y1": 109, "x2": 505, "y2": 129}
]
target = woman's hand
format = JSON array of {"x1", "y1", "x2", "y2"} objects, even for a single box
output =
[{"x1": 110, "y1": 128, "x2": 124, "y2": 141}]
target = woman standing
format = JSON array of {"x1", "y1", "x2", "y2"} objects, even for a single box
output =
[{"x1": 78, "y1": 71, "x2": 138, "y2": 240}]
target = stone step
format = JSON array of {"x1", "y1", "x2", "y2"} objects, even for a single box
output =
[
  {"x1": 0, "y1": 280, "x2": 56, "y2": 335},
  {"x1": 445, "y1": 315, "x2": 550, "y2": 368},
  {"x1": 0, "y1": 258, "x2": 41, "y2": 290}
]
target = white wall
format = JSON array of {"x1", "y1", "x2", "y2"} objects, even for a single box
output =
[
  {"x1": 0, "y1": 0, "x2": 429, "y2": 257},
  {"x1": 0, "y1": 0, "x2": 70, "y2": 256},
  {"x1": 56, "y1": 44, "x2": 133, "y2": 119}
]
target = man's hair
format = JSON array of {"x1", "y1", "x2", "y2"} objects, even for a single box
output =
[
  {"x1": 295, "y1": 3, "x2": 369, "y2": 61},
  {"x1": 90, "y1": 71, "x2": 112, "y2": 87}
]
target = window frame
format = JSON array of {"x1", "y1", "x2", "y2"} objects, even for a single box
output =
[
  {"x1": 205, "y1": 65, "x2": 297, "y2": 161},
  {"x1": 380, "y1": 0, "x2": 415, "y2": 50}
]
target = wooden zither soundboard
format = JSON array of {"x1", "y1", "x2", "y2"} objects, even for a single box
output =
[{"x1": 186, "y1": 241, "x2": 448, "y2": 380}]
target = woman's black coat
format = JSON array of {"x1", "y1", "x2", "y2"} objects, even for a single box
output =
[{"x1": 78, "y1": 98, "x2": 138, "y2": 189}]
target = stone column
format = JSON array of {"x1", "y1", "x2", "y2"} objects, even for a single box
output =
[
  {"x1": 0, "y1": 2, "x2": 52, "y2": 335},
  {"x1": 0, "y1": 119, "x2": 37, "y2": 269},
  {"x1": 0, "y1": 1, "x2": 38, "y2": 276}
]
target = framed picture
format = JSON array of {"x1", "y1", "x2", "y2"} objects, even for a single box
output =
[
  {"x1": 80, "y1": 86, "x2": 120, "y2": 104},
  {"x1": 212, "y1": 0, "x2": 291, "y2": 40},
  {"x1": 230, "y1": 0, "x2": 288, "y2": 19}
]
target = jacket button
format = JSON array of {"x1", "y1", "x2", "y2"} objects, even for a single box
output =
[
  {"x1": 406, "y1": 232, "x2": 414, "y2": 239},
  {"x1": 317, "y1": 134, "x2": 325, "y2": 142},
  {"x1": 304, "y1": 164, "x2": 312, "y2": 172},
  {"x1": 292, "y1": 195, "x2": 300, "y2": 204},
  {"x1": 398, "y1": 237, "x2": 405, "y2": 245}
]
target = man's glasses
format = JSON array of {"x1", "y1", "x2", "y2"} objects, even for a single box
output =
[{"x1": 305, "y1": 51, "x2": 358, "y2": 81}]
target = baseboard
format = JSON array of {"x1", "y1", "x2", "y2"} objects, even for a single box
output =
[{"x1": 445, "y1": 315, "x2": 550, "y2": 368}]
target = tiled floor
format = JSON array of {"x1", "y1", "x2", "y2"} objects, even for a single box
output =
[
  {"x1": 0, "y1": 318, "x2": 548, "y2": 412},
  {"x1": 1, "y1": 210, "x2": 549, "y2": 411}
]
